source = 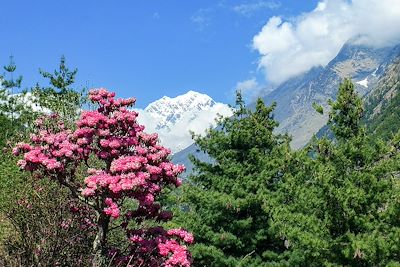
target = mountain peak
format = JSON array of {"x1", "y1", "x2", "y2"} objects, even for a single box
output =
[
  {"x1": 136, "y1": 90, "x2": 232, "y2": 153},
  {"x1": 328, "y1": 41, "x2": 394, "y2": 79},
  {"x1": 185, "y1": 90, "x2": 200, "y2": 95},
  {"x1": 174, "y1": 90, "x2": 214, "y2": 104},
  {"x1": 260, "y1": 41, "x2": 400, "y2": 150},
  {"x1": 144, "y1": 90, "x2": 216, "y2": 116},
  {"x1": 160, "y1": 95, "x2": 171, "y2": 100}
]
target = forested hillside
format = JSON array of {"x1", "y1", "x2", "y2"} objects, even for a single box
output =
[{"x1": 364, "y1": 59, "x2": 400, "y2": 140}]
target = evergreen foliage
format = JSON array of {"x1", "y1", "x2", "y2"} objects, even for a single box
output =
[
  {"x1": 0, "y1": 57, "x2": 93, "y2": 266},
  {"x1": 367, "y1": 87, "x2": 400, "y2": 140},
  {"x1": 328, "y1": 78, "x2": 364, "y2": 140},
  {"x1": 173, "y1": 93, "x2": 292, "y2": 266},
  {"x1": 173, "y1": 80, "x2": 400, "y2": 266},
  {"x1": 271, "y1": 79, "x2": 400, "y2": 265},
  {"x1": 363, "y1": 59, "x2": 400, "y2": 141}
]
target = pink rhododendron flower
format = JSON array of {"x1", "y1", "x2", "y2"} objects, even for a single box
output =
[{"x1": 14, "y1": 88, "x2": 192, "y2": 266}]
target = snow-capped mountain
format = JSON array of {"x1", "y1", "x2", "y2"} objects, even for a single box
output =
[
  {"x1": 135, "y1": 91, "x2": 232, "y2": 153},
  {"x1": 144, "y1": 90, "x2": 218, "y2": 130}
]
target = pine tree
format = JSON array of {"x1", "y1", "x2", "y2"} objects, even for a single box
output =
[
  {"x1": 0, "y1": 57, "x2": 92, "y2": 265},
  {"x1": 172, "y1": 93, "x2": 292, "y2": 266},
  {"x1": 328, "y1": 78, "x2": 363, "y2": 140},
  {"x1": 271, "y1": 79, "x2": 400, "y2": 265}
]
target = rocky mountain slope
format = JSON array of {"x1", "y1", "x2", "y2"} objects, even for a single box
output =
[
  {"x1": 363, "y1": 58, "x2": 400, "y2": 139},
  {"x1": 262, "y1": 42, "x2": 400, "y2": 148}
]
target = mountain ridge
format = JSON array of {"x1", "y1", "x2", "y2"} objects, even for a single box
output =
[
  {"x1": 261, "y1": 41, "x2": 399, "y2": 148},
  {"x1": 172, "y1": 41, "x2": 400, "y2": 175}
]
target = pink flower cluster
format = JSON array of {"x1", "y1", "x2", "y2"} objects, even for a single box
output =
[
  {"x1": 88, "y1": 88, "x2": 136, "y2": 109},
  {"x1": 115, "y1": 227, "x2": 193, "y2": 266},
  {"x1": 77, "y1": 89, "x2": 186, "y2": 219},
  {"x1": 158, "y1": 240, "x2": 191, "y2": 267},
  {"x1": 13, "y1": 117, "x2": 81, "y2": 173},
  {"x1": 167, "y1": 229, "x2": 194, "y2": 244},
  {"x1": 155, "y1": 229, "x2": 193, "y2": 267},
  {"x1": 14, "y1": 88, "x2": 192, "y2": 266},
  {"x1": 103, "y1": 198, "x2": 120, "y2": 218}
]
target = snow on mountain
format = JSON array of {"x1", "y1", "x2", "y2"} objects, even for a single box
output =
[
  {"x1": 356, "y1": 77, "x2": 369, "y2": 88},
  {"x1": 135, "y1": 91, "x2": 232, "y2": 153}
]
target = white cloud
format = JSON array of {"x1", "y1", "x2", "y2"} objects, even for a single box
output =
[
  {"x1": 235, "y1": 78, "x2": 259, "y2": 93},
  {"x1": 233, "y1": 1, "x2": 281, "y2": 16},
  {"x1": 234, "y1": 78, "x2": 270, "y2": 103},
  {"x1": 253, "y1": 0, "x2": 400, "y2": 84}
]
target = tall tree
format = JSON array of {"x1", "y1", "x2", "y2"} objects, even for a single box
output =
[
  {"x1": 271, "y1": 79, "x2": 400, "y2": 265},
  {"x1": 0, "y1": 57, "x2": 92, "y2": 265},
  {"x1": 172, "y1": 93, "x2": 292, "y2": 266},
  {"x1": 328, "y1": 78, "x2": 364, "y2": 140}
]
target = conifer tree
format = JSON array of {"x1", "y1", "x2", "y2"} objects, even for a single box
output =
[
  {"x1": 0, "y1": 57, "x2": 92, "y2": 265},
  {"x1": 173, "y1": 93, "x2": 291, "y2": 266},
  {"x1": 328, "y1": 78, "x2": 364, "y2": 140},
  {"x1": 271, "y1": 79, "x2": 400, "y2": 265}
]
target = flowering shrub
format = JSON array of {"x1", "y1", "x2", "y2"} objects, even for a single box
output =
[{"x1": 14, "y1": 88, "x2": 193, "y2": 266}]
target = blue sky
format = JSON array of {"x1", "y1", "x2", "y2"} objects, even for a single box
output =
[
  {"x1": 15, "y1": 0, "x2": 399, "y2": 107},
  {"x1": 0, "y1": 0, "x2": 322, "y2": 108}
]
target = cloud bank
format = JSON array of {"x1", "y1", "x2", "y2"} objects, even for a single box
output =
[{"x1": 252, "y1": 0, "x2": 400, "y2": 84}]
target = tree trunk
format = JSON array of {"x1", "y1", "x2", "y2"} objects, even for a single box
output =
[{"x1": 92, "y1": 211, "x2": 110, "y2": 267}]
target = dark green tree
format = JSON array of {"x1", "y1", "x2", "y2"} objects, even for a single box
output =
[
  {"x1": 270, "y1": 79, "x2": 400, "y2": 266},
  {"x1": 328, "y1": 78, "x2": 363, "y2": 140},
  {"x1": 171, "y1": 92, "x2": 292, "y2": 266}
]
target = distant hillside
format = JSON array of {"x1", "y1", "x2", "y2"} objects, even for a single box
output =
[
  {"x1": 171, "y1": 144, "x2": 211, "y2": 178},
  {"x1": 316, "y1": 59, "x2": 400, "y2": 140},
  {"x1": 364, "y1": 59, "x2": 400, "y2": 140},
  {"x1": 261, "y1": 42, "x2": 400, "y2": 149}
]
